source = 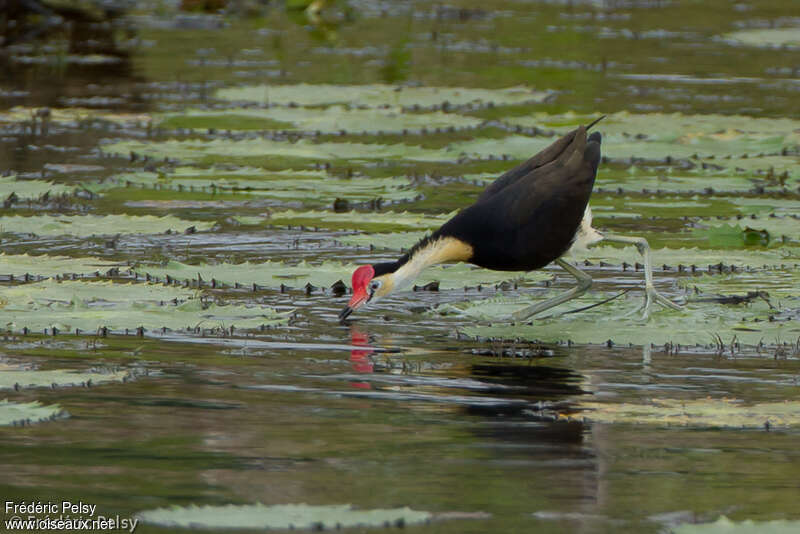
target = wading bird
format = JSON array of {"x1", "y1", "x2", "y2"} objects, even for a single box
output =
[{"x1": 339, "y1": 119, "x2": 682, "y2": 322}]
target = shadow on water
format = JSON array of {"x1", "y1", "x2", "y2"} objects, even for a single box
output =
[{"x1": 0, "y1": 2, "x2": 138, "y2": 109}]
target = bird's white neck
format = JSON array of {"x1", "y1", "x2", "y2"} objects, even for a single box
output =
[{"x1": 390, "y1": 236, "x2": 473, "y2": 292}]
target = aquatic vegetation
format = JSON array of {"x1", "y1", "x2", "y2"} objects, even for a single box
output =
[
  {"x1": 0, "y1": 174, "x2": 75, "y2": 200},
  {"x1": 137, "y1": 503, "x2": 434, "y2": 530},
  {"x1": 0, "y1": 253, "x2": 120, "y2": 278},
  {"x1": 131, "y1": 258, "x2": 551, "y2": 290},
  {"x1": 0, "y1": 214, "x2": 215, "y2": 237},
  {"x1": 98, "y1": 167, "x2": 418, "y2": 204},
  {"x1": 0, "y1": 400, "x2": 65, "y2": 426},
  {"x1": 0, "y1": 280, "x2": 291, "y2": 332},
  {"x1": 721, "y1": 28, "x2": 800, "y2": 48},
  {"x1": 215, "y1": 83, "x2": 550, "y2": 108},
  {"x1": 577, "y1": 398, "x2": 800, "y2": 429},
  {"x1": 159, "y1": 105, "x2": 483, "y2": 133},
  {"x1": 0, "y1": 367, "x2": 131, "y2": 390}
]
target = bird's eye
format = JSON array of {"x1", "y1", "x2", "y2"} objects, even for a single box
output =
[{"x1": 369, "y1": 280, "x2": 382, "y2": 292}]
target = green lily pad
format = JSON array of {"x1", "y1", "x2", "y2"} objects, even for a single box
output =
[
  {"x1": 0, "y1": 175, "x2": 75, "y2": 200},
  {"x1": 0, "y1": 253, "x2": 120, "y2": 277},
  {"x1": 243, "y1": 209, "x2": 455, "y2": 232},
  {"x1": 101, "y1": 137, "x2": 450, "y2": 165},
  {"x1": 681, "y1": 270, "x2": 800, "y2": 299},
  {"x1": 577, "y1": 398, "x2": 800, "y2": 429},
  {"x1": 138, "y1": 503, "x2": 432, "y2": 530},
  {"x1": 0, "y1": 215, "x2": 214, "y2": 237},
  {"x1": 336, "y1": 231, "x2": 427, "y2": 250},
  {"x1": 215, "y1": 83, "x2": 550, "y2": 108},
  {"x1": 0, "y1": 280, "x2": 291, "y2": 332},
  {"x1": 571, "y1": 245, "x2": 798, "y2": 268},
  {"x1": 722, "y1": 28, "x2": 800, "y2": 48},
  {"x1": 503, "y1": 111, "x2": 800, "y2": 161},
  {"x1": 0, "y1": 367, "x2": 131, "y2": 390},
  {"x1": 132, "y1": 258, "x2": 551, "y2": 291},
  {"x1": 159, "y1": 105, "x2": 482, "y2": 133},
  {"x1": 99, "y1": 167, "x2": 418, "y2": 204},
  {"x1": 0, "y1": 106, "x2": 151, "y2": 127},
  {"x1": 691, "y1": 217, "x2": 800, "y2": 247},
  {"x1": 454, "y1": 283, "x2": 799, "y2": 346},
  {"x1": 0, "y1": 399, "x2": 65, "y2": 425}
]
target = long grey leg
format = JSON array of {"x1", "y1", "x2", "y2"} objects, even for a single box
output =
[
  {"x1": 511, "y1": 258, "x2": 592, "y2": 322},
  {"x1": 598, "y1": 234, "x2": 683, "y2": 317}
]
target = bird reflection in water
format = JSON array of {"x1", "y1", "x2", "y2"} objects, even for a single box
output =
[{"x1": 348, "y1": 326, "x2": 374, "y2": 389}]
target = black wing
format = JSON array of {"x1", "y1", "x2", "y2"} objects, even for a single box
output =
[
  {"x1": 476, "y1": 116, "x2": 605, "y2": 204},
  {"x1": 438, "y1": 126, "x2": 602, "y2": 271}
]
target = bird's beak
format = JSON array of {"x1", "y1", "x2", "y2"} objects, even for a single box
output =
[{"x1": 339, "y1": 290, "x2": 368, "y2": 322}]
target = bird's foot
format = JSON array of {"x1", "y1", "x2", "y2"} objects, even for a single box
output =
[{"x1": 628, "y1": 284, "x2": 683, "y2": 319}]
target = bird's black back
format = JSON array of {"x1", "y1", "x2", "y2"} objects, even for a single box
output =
[{"x1": 434, "y1": 126, "x2": 602, "y2": 271}]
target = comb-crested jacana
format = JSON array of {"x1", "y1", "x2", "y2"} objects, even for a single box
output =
[{"x1": 339, "y1": 120, "x2": 682, "y2": 322}]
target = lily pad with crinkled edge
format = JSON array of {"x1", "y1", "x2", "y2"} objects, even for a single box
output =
[
  {"x1": 0, "y1": 399, "x2": 65, "y2": 425},
  {"x1": 569, "y1": 245, "x2": 799, "y2": 267},
  {"x1": 502, "y1": 111, "x2": 800, "y2": 161},
  {"x1": 336, "y1": 231, "x2": 427, "y2": 250},
  {"x1": 576, "y1": 398, "x2": 800, "y2": 429},
  {"x1": 239, "y1": 209, "x2": 455, "y2": 232},
  {"x1": 680, "y1": 270, "x2": 800, "y2": 299},
  {"x1": 0, "y1": 106, "x2": 151, "y2": 127},
  {"x1": 0, "y1": 174, "x2": 74, "y2": 200},
  {"x1": 721, "y1": 28, "x2": 800, "y2": 49},
  {"x1": 131, "y1": 259, "x2": 552, "y2": 290},
  {"x1": 672, "y1": 516, "x2": 800, "y2": 534},
  {"x1": 215, "y1": 83, "x2": 550, "y2": 108},
  {"x1": 0, "y1": 367, "x2": 131, "y2": 390},
  {"x1": 159, "y1": 105, "x2": 483, "y2": 133},
  {"x1": 101, "y1": 137, "x2": 451, "y2": 164},
  {"x1": 0, "y1": 253, "x2": 120, "y2": 277},
  {"x1": 138, "y1": 503, "x2": 432, "y2": 530},
  {"x1": 0, "y1": 280, "x2": 291, "y2": 332},
  {"x1": 0, "y1": 214, "x2": 214, "y2": 237},
  {"x1": 453, "y1": 284, "x2": 799, "y2": 346},
  {"x1": 95, "y1": 168, "x2": 418, "y2": 203}
]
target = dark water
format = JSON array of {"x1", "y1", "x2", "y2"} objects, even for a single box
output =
[{"x1": 1, "y1": 1, "x2": 799, "y2": 532}]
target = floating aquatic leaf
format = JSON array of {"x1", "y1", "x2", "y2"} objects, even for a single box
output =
[
  {"x1": 133, "y1": 258, "x2": 551, "y2": 291},
  {"x1": 0, "y1": 253, "x2": 119, "y2": 278},
  {"x1": 336, "y1": 231, "x2": 427, "y2": 249},
  {"x1": 240, "y1": 209, "x2": 455, "y2": 232},
  {"x1": 503, "y1": 111, "x2": 800, "y2": 160},
  {"x1": 596, "y1": 168, "x2": 758, "y2": 193},
  {"x1": 0, "y1": 399, "x2": 65, "y2": 425},
  {"x1": 0, "y1": 106, "x2": 151, "y2": 126},
  {"x1": 102, "y1": 137, "x2": 450, "y2": 164},
  {"x1": 570, "y1": 245, "x2": 798, "y2": 268},
  {"x1": 0, "y1": 215, "x2": 214, "y2": 237},
  {"x1": 98, "y1": 168, "x2": 418, "y2": 203},
  {"x1": 138, "y1": 503, "x2": 433, "y2": 530},
  {"x1": 681, "y1": 270, "x2": 800, "y2": 299},
  {"x1": 0, "y1": 280, "x2": 290, "y2": 332},
  {"x1": 0, "y1": 175, "x2": 74, "y2": 200},
  {"x1": 455, "y1": 288, "x2": 799, "y2": 346},
  {"x1": 722, "y1": 29, "x2": 800, "y2": 48},
  {"x1": 215, "y1": 83, "x2": 550, "y2": 108},
  {"x1": 159, "y1": 105, "x2": 482, "y2": 133},
  {"x1": 0, "y1": 367, "x2": 130, "y2": 390},
  {"x1": 577, "y1": 398, "x2": 800, "y2": 429}
]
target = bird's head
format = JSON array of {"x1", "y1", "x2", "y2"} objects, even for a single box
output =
[{"x1": 338, "y1": 264, "x2": 396, "y2": 321}]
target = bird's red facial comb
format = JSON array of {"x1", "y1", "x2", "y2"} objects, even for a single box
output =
[
  {"x1": 339, "y1": 265, "x2": 375, "y2": 321},
  {"x1": 351, "y1": 265, "x2": 375, "y2": 294}
]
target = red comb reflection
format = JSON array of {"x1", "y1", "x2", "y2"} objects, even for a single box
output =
[{"x1": 349, "y1": 327, "x2": 374, "y2": 389}]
